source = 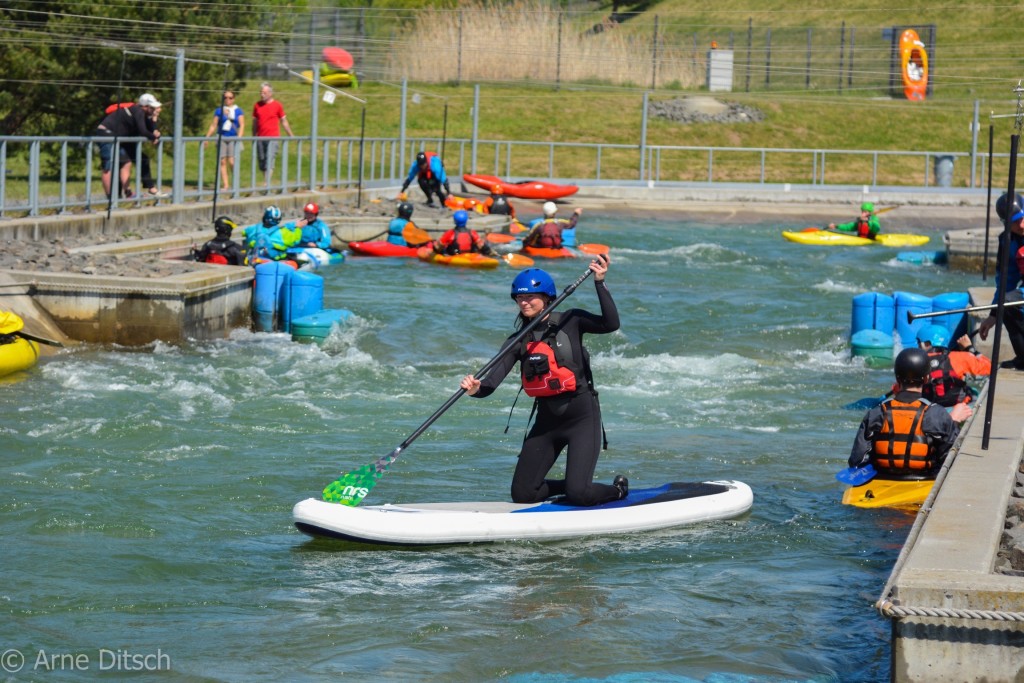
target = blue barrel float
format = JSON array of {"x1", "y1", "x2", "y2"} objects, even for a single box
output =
[
  {"x1": 850, "y1": 292, "x2": 895, "y2": 360},
  {"x1": 930, "y1": 291, "x2": 970, "y2": 340},
  {"x1": 280, "y1": 270, "x2": 324, "y2": 334},
  {"x1": 253, "y1": 261, "x2": 294, "y2": 332},
  {"x1": 894, "y1": 291, "x2": 932, "y2": 346}
]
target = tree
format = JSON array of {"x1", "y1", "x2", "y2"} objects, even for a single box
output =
[{"x1": 0, "y1": 1, "x2": 300, "y2": 137}]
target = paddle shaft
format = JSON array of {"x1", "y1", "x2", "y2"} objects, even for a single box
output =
[
  {"x1": 907, "y1": 299, "x2": 1024, "y2": 323},
  {"x1": 368, "y1": 266, "x2": 596, "y2": 473},
  {"x1": 15, "y1": 330, "x2": 64, "y2": 347}
]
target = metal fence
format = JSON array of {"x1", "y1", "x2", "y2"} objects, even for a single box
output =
[{"x1": 0, "y1": 130, "x2": 1000, "y2": 219}]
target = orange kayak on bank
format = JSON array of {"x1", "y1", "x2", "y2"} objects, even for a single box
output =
[{"x1": 463, "y1": 174, "x2": 578, "y2": 201}]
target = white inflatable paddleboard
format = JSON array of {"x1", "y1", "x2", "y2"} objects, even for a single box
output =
[{"x1": 293, "y1": 480, "x2": 753, "y2": 545}]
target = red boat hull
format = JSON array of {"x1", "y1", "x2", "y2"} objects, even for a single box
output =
[
  {"x1": 348, "y1": 241, "x2": 419, "y2": 258},
  {"x1": 463, "y1": 174, "x2": 578, "y2": 200}
]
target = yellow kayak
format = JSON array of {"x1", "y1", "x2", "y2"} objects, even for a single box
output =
[
  {"x1": 417, "y1": 247, "x2": 500, "y2": 270},
  {"x1": 0, "y1": 336, "x2": 40, "y2": 378},
  {"x1": 782, "y1": 230, "x2": 930, "y2": 247},
  {"x1": 841, "y1": 478, "x2": 934, "y2": 509}
]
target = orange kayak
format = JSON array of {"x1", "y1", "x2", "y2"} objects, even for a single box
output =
[{"x1": 521, "y1": 245, "x2": 577, "y2": 259}]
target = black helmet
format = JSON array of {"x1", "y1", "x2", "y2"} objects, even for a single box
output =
[
  {"x1": 894, "y1": 348, "x2": 930, "y2": 385},
  {"x1": 398, "y1": 202, "x2": 414, "y2": 219},
  {"x1": 214, "y1": 215, "x2": 236, "y2": 237},
  {"x1": 416, "y1": 151, "x2": 427, "y2": 165},
  {"x1": 996, "y1": 192, "x2": 1024, "y2": 223}
]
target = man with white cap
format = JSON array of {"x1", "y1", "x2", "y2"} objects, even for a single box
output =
[{"x1": 94, "y1": 93, "x2": 162, "y2": 199}]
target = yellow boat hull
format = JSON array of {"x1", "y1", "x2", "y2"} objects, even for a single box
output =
[
  {"x1": 0, "y1": 337, "x2": 39, "y2": 378},
  {"x1": 782, "y1": 231, "x2": 930, "y2": 247},
  {"x1": 841, "y1": 478, "x2": 934, "y2": 509}
]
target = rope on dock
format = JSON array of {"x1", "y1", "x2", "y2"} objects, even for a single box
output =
[{"x1": 877, "y1": 600, "x2": 1024, "y2": 622}]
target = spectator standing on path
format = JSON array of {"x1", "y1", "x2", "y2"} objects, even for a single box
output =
[
  {"x1": 94, "y1": 93, "x2": 161, "y2": 199},
  {"x1": 252, "y1": 83, "x2": 294, "y2": 187},
  {"x1": 203, "y1": 90, "x2": 245, "y2": 191}
]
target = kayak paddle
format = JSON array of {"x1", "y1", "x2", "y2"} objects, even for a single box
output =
[
  {"x1": 322, "y1": 263, "x2": 598, "y2": 506},
  {"x1": 486, "y1": 233, "x2": 517, "y2": 244},
  {"x1": 403, "y1": 224, "x2": 433, "y2": 247},
  {"x1": 15, "y1": 330, "x2": 64, "y2": 347},
  {"x1": 835, "y1": 464, "x2": 877, "y2": 486},
  {"x1": 843, "y1": 395, "x2": 887, "y2": 410},
  {"x1": 578, "y1": 243, "x2": 609, "y2": 255},
  {"x1": 502, "y1": 253, "x2": 534, "y2": 267}
]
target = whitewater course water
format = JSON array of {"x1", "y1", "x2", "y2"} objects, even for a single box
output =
[{"x1": 1, "y1": 214, "x2": 977, "y2": 682}]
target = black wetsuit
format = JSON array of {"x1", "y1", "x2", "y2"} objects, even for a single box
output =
[{"x1": 471, "y1": 279, "x2": 620, "y2": 506}]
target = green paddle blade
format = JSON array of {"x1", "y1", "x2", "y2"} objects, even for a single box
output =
[{"x1": 322, "y1": 465, "x2": 382, "y2": 505}]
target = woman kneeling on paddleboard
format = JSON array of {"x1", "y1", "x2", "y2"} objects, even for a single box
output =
[{"x1": 460, "y1": 256, "x2": 627, "y2": 506}]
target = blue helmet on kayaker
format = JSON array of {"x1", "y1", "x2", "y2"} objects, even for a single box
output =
[
  {"x1": 262, "y1": 205, "x2": 282, "y2": 227},
  {"x1": 453, "y1": 209, "x2": 469, "y2": 227},
  {"x1": 996, "y1": 192, "x2": 1024, "y2": 224},
  {"x1": 916, "y1": 324, "x2": 951, "y2": 349},
  {"x1": 511, "y1": 268, "x2": 557, "y2": 300},
  {"x1": 894, "y1": 347, "x2": 930, "y2": 385}
]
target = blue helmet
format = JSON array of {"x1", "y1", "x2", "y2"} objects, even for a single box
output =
[
  {"x1": 453, "y1": 209, "x2": 468, "y2": 227},
  {"x1": 511, "y1": 268, "x2": 556, "y2": 300},
  {"x1": 262, "y1": 205, "x2": 282, "y2": 227},
  {"x1": 916, "y1": 324, "x2": 951, "y2": 349}
]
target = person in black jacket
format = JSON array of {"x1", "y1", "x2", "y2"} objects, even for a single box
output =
[
  {"x1": 194, "y1": 216, "x2": 245, "y2": 266},
  {"x1": 459, "y1": 255, "x2": 627, "y2": 506},
  {"x1": 95, "y1": 93, "x2": 162, "y2": 199}
]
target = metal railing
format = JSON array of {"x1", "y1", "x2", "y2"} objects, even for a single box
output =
[{"x1": 0, "y1": 133, "x2": 993, "y2": 219}]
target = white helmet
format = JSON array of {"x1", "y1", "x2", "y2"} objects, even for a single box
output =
[{"x1": 542, "y1": 201, "x2": 557, "y2": 217}]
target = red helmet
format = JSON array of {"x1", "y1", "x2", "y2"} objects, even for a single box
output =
[
  {"x1": 303, "y1": 202, "x2": 320, "y2": 216},
  {"x1": 491, "y1": 184, "x2": 503, "y2": 195}
]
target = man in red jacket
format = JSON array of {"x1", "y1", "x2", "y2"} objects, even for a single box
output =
[{"x1": 252, "y1": 83, "x2": 294, "y2": 187}]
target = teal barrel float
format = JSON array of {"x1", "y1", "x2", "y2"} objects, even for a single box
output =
[{"x1": 291, "y1": 309, "x2": 354, "y2": 344}]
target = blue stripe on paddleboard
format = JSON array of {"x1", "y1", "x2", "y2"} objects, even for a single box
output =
[{"x1": 512, "y1": 482, "x2": 730, "y2": 513}]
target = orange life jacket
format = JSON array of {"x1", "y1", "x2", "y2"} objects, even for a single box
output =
[
  {"x1": 872, "y1": 397, "x2": 936, "y2": 472},
  {"x1": 522, "y1": 340, "x2": 577, "y2": 397}
]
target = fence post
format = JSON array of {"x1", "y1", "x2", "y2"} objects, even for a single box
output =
[
  {"x1": 457, "y1": 11, "x2": 463, "y2": 86},
  {"x1": 556, "y1": 12, "x2": 562, "y2": 90},
  {"x1": 745, "y1": 18, "x2": 752, "y2": 92},
  {"x1": 172, "y1": 48, "x2": 185, "y2": 204},
  {"x1": 838, "y1": 22, "x2": 845, "y2": 93},
  {"x1": 639, "y1": 91, "x2": 649, "y2": 181},
  {"x1": 805, "y1": 29, "x2": 812, "y2": 89},
  {"x1": 848, "y1": 27, "x2": 855, "y2": 87},
  {"x1": 399, "y1": 78, "x2": 407, "y2": 183},
  {"x1": 471, "y1": 85, "x2": 480, "y2": 174},
  {"x1": 651, "y1": 15, "x2": 659, "y2": 90},
  {"x1": 970, "y1": 99, "x2": 980, "y2": 188},
  {"x1": 765, "y1": 28, "x2": 772, "y2": 88},
  {"x1": 310, "y1": 60, "x2": 320, "y2": 190}
]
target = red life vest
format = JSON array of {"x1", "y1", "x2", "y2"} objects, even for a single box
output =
[
  {"x1": 420, "y1": 151, "x2": 439, "y2": 180},
  {"x1": 522, "y1": 341, "x2": 577, "y2": 397},
  {"x1": 855, "y1": 218, "x2": 871, "y2": 238},
  {"x1": 442, "y1": 228, "x2": 476, "y2": 254},
  {"x1": 922, "y1": 349, "x2": 968, "y2": 407},
  {"x1": 534, "y1": 220, "x2": 563, "y2": 248},
  {"x1": 104, "y1": 102, "x2": 134, "y2": 115},
  {"x1": 205, "y1": 252, "x2": 229, "y2": 265},
  {"x1": 871, "y1": 397, "x2": 935, "y2": 472},
  {"x1": 520, "y1": 316, "x2": 582, "y2": 398}
]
